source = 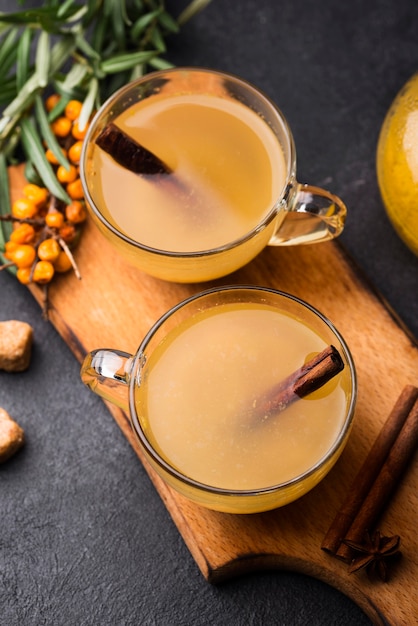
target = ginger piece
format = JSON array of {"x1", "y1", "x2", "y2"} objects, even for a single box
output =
[
  {"x1": 0, "y1": 320, "x2": 33, "y2": 372},
  {"x1": 0, "y1": 407, "x2": 25, "y2": 462}
]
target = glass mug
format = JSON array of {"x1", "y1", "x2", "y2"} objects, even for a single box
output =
[
  {"x1": 80, "y1": 67, "x2": 347, "y2": 283},
  {"x1": 80, "y1": 286, "x2": 357, "y2": 514}
]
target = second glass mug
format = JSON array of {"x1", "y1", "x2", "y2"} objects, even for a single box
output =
[
  {"x1": 80, "y1": 286, "x2": 357, "y2": 514},
  {"x1": 80, "y1": 67, "x2": 347, "y2": 283}
]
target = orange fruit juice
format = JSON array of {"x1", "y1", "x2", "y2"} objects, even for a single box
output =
[
  {"x1": 134, "y1": 301, "x2": 350, "y2": 492},
  {"x1": 87, "y1": 92, "x2": 287, "y2": 254}
]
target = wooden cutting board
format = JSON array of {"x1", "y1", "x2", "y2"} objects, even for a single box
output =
[{"x1": 9, "y1": 165, "x2": 418, "y2": 625}]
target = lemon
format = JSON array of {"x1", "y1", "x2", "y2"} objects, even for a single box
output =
[{"x1": 377, "y1": 73, "x2": 418, "y2": 256}]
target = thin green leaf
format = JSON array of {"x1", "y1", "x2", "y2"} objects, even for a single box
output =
[
  {"x1": 20, "y1": 117, "x2": 71, "y2": 204},
  {"x1": 150, "y1": 25, "x2": 166, "y2": 52},
  {"x1": 0, "y1": 114, "x2": 20, "y2": 151},
  {"x1": 0, "y1": 8, "x2": 58, "y2": 26},
  {"x1": 111, "y1": 1, "x2": 126, "y2": 50},
  {"x1": 132, "y1": 0, "x2": 145, "y2": 11},
  {"x1": 158, "y1": 11, "x2": 179, "y2": 34},
  {"x1": 49, "y1": 34, "x2": 77, "y2": 72},
  {"x1": 103, "y1": 0, "x2": 114, "y2": 18},
  {"x1": 131, "y1": 9, "x2": 161, "y2": 40},
  {"x1": 129, "y1": 64, "x2": 145, "y2": 82},
  {"x1": 78, "y1": 76, "x2": 98, "y2": 130},
  {"x1": 24, "y1": 159, "x2": 43, "y2": 186},
  {"x1": 81, "y1": 0, "x2": 103, "y2": 27},
  {"x1": 148, "y1": 56, "x2": 174, "y2": 71},
  {"x1": 57, "y1": 62, "x2": 89, "y2": 92},
  {"x1": 0, "y1": 27, "x2": 18, "y2": 74},
  {"x1": 16, "y1": 27, "x2": 32, "y2": 90},
  {"x1": 34, "y1": 95, "x2": 70, "y2": 170},
  {"x1": 75, "y1": 31, "x2": 100, "y2": 60},
  {"x1": 0, "y1": 153, "x2": 15, "y2": 273},
  {"x1": 100, "y1": 50, "x2": 158, "y2": 74},
  {"x1": 35, "y1": 30, "x2": 50, "y2": 88},
  {"x1": 56, "y1": 0, "x2": 76, "y2": 19},
  {"x1": 2, "y1": 129, "x2": 21, "y2": 163},
  {"x1": 0, "y1": 153, "x2": 12, "y2": 243},
  {"x1": 120, "y1": 0, "x2": 132, "y2": 26},
  {"x1": 53, "y1": 81, "x2": 85, "y2": 102},
  {"x1": 47, "y1": 95, "x2": 70, "y2": 122},
  {"x1": 144, "y1": 0, "x2": 160, "y2": 10},
  {"x1": 177, "y1": 0, "x2": 212, "y2": 26},
  {"x1": 0, "y1": 5, "x2": 85, "y2": 31},
  {"x1": 57, "y1": 0, "x2": 88, "y2": 23},
  {"x1": 0, "y1": 23, "x2": 11, "y2": 37},
  {"x1": 91, "y1": 11, "x2": 108, "y2": 52}
]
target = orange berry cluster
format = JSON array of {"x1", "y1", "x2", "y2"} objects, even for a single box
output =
[{"x1": 3, "y1": 97, "x2": 90, "y2": 287}]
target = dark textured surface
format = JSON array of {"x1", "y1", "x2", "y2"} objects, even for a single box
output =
[{"x1": 1, "y1": 1, "x2": 418, "y2": 625}]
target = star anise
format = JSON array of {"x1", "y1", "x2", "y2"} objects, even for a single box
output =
[{"x1": 343, "y1": 530, "x2": 402, "y2": 582}]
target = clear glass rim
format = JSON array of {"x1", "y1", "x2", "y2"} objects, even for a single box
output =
[
  {"x1": 80, "y1": 66, "x2": 295, "y2": 259},
  {"x1": 128, "y1": 285, "x2": 358, "y2": 499}
]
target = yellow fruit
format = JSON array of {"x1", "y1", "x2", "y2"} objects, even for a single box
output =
[
  {"x1": 12, "y1": 198, "x2": 38, "y2": 219},
  {"x1": 10, "y1": 223, "x2": 36, "y2": 245},
  {"x1": 45, "y1": 94, "x2": 61, "y2": 112},
  {"x1": 32, "y1": 260, "x2": 55, "y2": 284},
  {"x1": 45, "y1": 211, "x2": 65, "y2": 229},
  {"x1": 53, "y1": 250, "x2": 72, "y2": 273},
  {"x1": 38, "y1": 238, "x2": 61, "y2": 263},
  {"x1": 12, "y1": 244, "x2": 36, "y2": 268},
  {"x1": 51, "y1": 116, "x2": 72, "y2": 138},
  {"x1": 22, "y1": 183, "x2": 48, "y2": 207},
  {"x1": 377, "y1": 74, "x2": 418, "y2": 256},
  {"x1": 16, "y1": 267, "x2": 32, "y2": 285},
  {"x1": 64, "y1": 99, "x2": 83, "y2": 121}
]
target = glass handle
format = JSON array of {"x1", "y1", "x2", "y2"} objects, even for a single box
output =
[
  {"x1": 271, "y1": 182, "x2": 347, "y2": 245},
  {"x1": 80, "y1": 349, "x2": 134, "y2": 411}
]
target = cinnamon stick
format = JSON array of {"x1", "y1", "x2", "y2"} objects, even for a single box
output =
[
  {"x1": 96, "y1": 123, "x2": 172, "y2": 175},
  {"x1": 337, "y1": 393, "x2": 418, "y2": 561},
  {"x1": 252, "y1": 345, "x2": 345, "y2": 424},
  {"x1": 321, "y1": 385, "x2": 418, "y2": 558}
]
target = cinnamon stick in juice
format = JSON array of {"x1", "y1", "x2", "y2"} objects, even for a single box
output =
[
  {"x1": 252, "y1": 345, "x2": 344, "y2": 424},
  {"x1": 96, "y1": 123, "x2": 171, "y2": 175}
]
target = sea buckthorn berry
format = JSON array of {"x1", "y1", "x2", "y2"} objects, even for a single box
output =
[
  {"x1": 65, "y1": 200, "x2": 87, "y2": 224},
  {"x1": 38, "y1": 238, "x2": 61, "y2": 263},
  {"x1": 59, "y1": 223, "x2": 76, "y2": 243},
  {"x1": 22, "y1": 184, "x2": 48, "y2": 207},
  {"x1": 12, "y1": 198, "x2": 38, "y2": 219},
  {"x1": 45, "y1": 211, "x2": 65, "y2": 229},
  {"x1": 12, "y1": 244, "x2": 36, "y2": 269},
  {"x1": 4, "y1": 241, "x2": 18, "y2": 260},
  {"x1": 66, "y1": 178, "x2": 84, "y2": 200},
  {"x1": 10, "y1": 223, "x2": 36, "y2": 245},
  {"x1": 45, "y1": 147, "x2": 67, "y2": 165},
  {"x1": 65, "y1": 100, "x2": 83, "y2": 121},
  {"x1": 32, "y1": 260, "x2": 54, "y2": 284},
  {"x1": 51, "y1": 116, "x2": 72, "y2": 138},
  {"x1": 45, "y1": 94, "x2": 61, "y2": 112},
  {"x1": 16, "y1": 267, "x2": 32, "y2": 285},
  {"x1": 68, "y1": 140, "x2": 83, "y2": 165},
  {"x1": 57, "y1": 164, "x2": 78, "y2": 184},
  {"x1": 71, "y1": 121, "x2": 88, "y2": 140},
  {"x1": 53, "y1": 250, "x2": 72, "y2": 273}
]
